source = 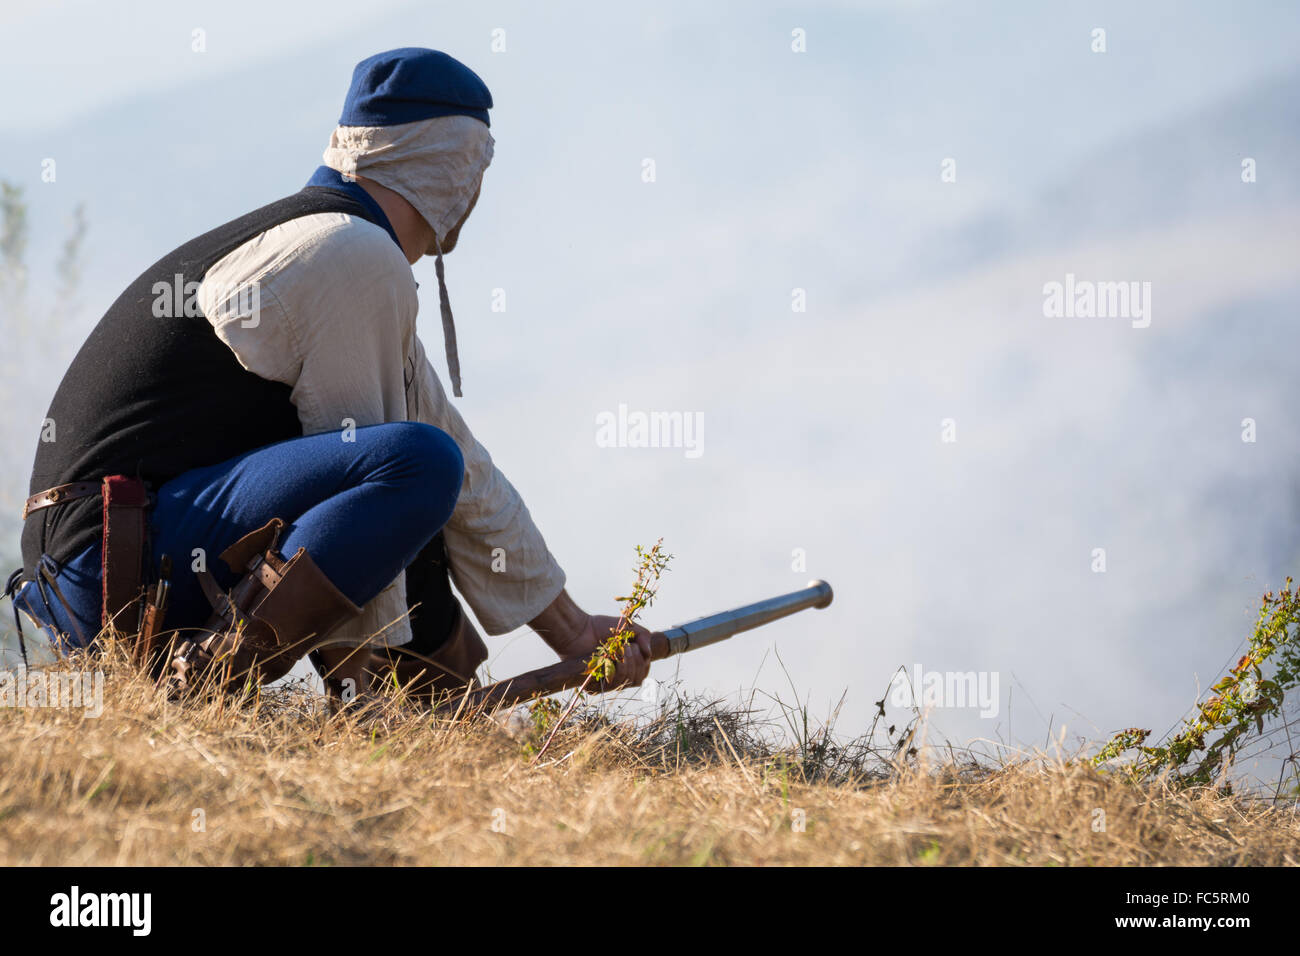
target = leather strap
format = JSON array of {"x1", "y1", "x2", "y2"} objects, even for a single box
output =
[
  {"x1": 101, "y1": 475, "x2": 149, "y2": 632},
  {"x1": 196, "y1": 520, "x2": 291, "y2": 631},
  {"x1": 22, "y1": 481, "x2": 100, "y2": 520},
  {"x1": 197, "y1": 570, "x2": 230, "y2": 619}
]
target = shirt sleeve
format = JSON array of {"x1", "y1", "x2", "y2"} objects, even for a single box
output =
[{"x1": 407, "y1": 334, "x2": 566, "y2": 635}]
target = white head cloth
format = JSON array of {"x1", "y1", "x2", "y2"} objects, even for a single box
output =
[{"x1": 323, "y1": 114, "x2": 494, "y2": 396}]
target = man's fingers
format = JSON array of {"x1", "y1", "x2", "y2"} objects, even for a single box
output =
[
  {"x1": 627, "y1": 644, "x2": 645, "y2": 683},
  {"x1": 638, "y1": 630, "x2": 657, "y2": 681},
  {"x1": 619, "y1": 642, "x2": 649, "y2": 687},
  {"x1": 632, "y1": 632, "x2": 652, "y2": 680}
]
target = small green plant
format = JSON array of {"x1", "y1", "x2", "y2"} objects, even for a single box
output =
[
  {"x1": 531, "y1": 539, "x2": 671, "y2": 762},
  {"x1": 1095, "y1": 578, "x2": 1300, "y2": 788},
  {"x1": 520, "y1": 697, "x2": 563, "y2": 756},
  {"x1": 1092, "y1": 727, "x2": 1151, "y2": 766}
]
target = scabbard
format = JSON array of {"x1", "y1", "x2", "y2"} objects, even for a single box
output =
[
  {"x1": 136, "y1": 601, "x2": 164, "y2": 670},
  {"x1": 101, "y1": 475, "x2": 149, "y2": 633}
]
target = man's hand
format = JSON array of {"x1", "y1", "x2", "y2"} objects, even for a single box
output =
[
  {"x1": 565, "y1": 614, "x2": 654, "y2": 688},
  {"x1": 529, "y1": 589, "x2": 656, "y2": 688}
]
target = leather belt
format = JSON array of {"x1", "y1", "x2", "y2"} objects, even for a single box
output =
[{"x1": 21, "y1": 481, "x2": 101, "y2": 520}]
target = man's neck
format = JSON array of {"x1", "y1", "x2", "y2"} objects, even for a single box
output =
[{"x1": 355, "y1": 177, "x2": 430, "y2": 264}]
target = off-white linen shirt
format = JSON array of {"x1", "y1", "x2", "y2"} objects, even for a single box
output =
[{"x1": 196, "y1": 211, "x2": 565, "y2": 647}]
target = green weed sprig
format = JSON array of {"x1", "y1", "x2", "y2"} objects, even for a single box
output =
[
  {"x1": 1095, "y1": 578, "x2": 1300, "y2": 788},
  {"x1": 530, "y1": 540, "x2": 671, "y2": 762}
]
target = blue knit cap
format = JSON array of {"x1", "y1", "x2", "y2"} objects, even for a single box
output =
[{"x1": 340, "y1": 48, "x2": 492, "y2": 128}]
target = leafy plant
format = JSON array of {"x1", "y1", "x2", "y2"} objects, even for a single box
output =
[
  {"x1": 1095, "y1": 578, "x2": 1300, "y2": 788},
  {"x1": 521, "y1": 697, "x2": 563, "y2": 757},
  {"x1": 530, "y1": 539, "x2": 671, "y2": 762}
]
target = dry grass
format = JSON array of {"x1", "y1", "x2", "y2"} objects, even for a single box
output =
[{"x1": 2, "y1": 643, "x2": 1298, "y2": 866}]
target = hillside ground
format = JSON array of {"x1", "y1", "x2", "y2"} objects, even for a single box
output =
[{"x1": 1, "y1": 644, "x2": 1297, "y2": 866}]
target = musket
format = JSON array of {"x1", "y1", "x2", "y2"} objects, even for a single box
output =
[{"x1": 450, "y1": 579, "x2": 834, "y2": 713}]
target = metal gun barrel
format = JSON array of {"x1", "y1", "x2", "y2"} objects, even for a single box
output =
[{"x1": 661, "y1": 579, "x2": 834, "y2": 656}]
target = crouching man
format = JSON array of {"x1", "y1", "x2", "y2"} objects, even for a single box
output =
[{"x1": 5, "y1": 47, "x2": 654, "y2": 704}]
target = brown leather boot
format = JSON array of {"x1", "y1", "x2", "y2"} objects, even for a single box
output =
[
  {"x1": 365, "y1": 600, "x2": 488, "y2": 707},
  {"x1": 309, "y1": 644, "x2": 374, "y2": 714},
  {"x1": 169, "y1": 519, "x2": 363, "y2": 695}
]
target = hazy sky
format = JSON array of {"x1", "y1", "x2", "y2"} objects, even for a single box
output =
[{"x1": 3, "y1": 0, "x2": 1299, "y2": 779}]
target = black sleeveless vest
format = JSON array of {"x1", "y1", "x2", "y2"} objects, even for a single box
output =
[{"x1": 22, "y1": 187, "x2": 388, "y2": 579}]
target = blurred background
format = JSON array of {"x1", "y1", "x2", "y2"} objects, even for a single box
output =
[{"x1": 2, "y1": 0, "x2": 1298, "y2": 783}]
